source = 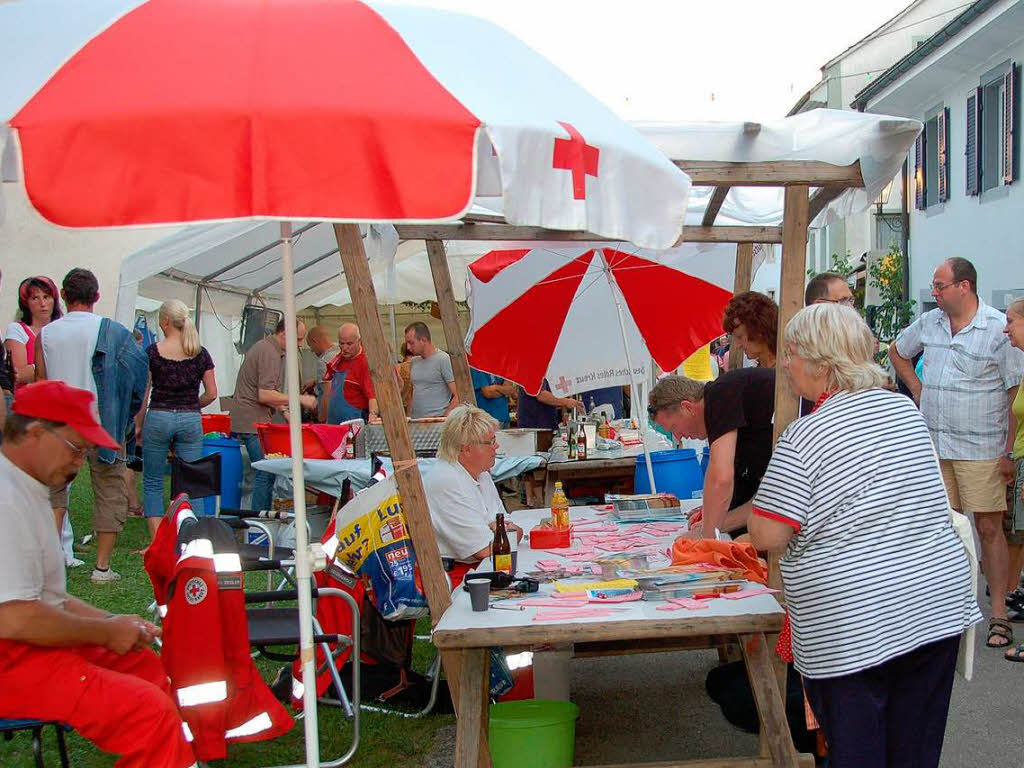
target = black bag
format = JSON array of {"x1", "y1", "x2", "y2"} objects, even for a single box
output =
[{"x1": 170, "y1": 453, "x2": 222, "y2": 500}]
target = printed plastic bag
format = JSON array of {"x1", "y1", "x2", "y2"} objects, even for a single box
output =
[{"x1": 328, "y1": 474, "x2": 428, "y2": 620}]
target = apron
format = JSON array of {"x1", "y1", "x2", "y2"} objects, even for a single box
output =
[{"x1": 326, "y1": 368, "x2": 368, "y2": 424}]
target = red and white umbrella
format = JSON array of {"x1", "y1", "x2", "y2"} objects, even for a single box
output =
[
  {"x1": 1, "y1": 2, "x2": 692, "y2": 763},
  {"x1": 1, "y1": 0, "x2": 689, "y2": 249},
  {"x1": 465, "y1": 243, "x2": 737, "y2": 396}
]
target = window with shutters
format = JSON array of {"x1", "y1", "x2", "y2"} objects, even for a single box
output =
[
  {"x1": 924, "y1": 113, "x2": 940, "y2": 206},
  {"x1": 977, "y1": 61, "x2": 1018, "y2": 194}
]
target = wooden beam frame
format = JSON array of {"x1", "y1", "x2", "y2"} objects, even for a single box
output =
[
  {"x1": 426, "y1": 239, "x2": 476, "y2": 406},
  {"x1": 395, "y1": 224, "x2": 782, "y2": 244},
  {"x1": 728, "y1": 242, "x2": 755, "y2": 372},
  {"x1": 676, "y1": 160, "x2": 863, "y2": 187},
  {"x1": 701, "y1": 185, "x2": 731, "y2": 227}
]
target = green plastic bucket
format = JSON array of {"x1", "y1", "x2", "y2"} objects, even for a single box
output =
[{"x1": 489, "y1": 699, "x2": 580, "y2": 768}]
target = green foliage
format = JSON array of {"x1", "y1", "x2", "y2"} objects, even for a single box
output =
[{"x1": 869, "y1": 244, "x2": 916, "y2": 344}]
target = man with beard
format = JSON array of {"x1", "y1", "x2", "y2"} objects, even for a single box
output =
[{"x1": 0, "y1": 381, "x2": 197, "y2": 768}]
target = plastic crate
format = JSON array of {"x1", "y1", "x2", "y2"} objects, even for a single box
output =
[
  {"x1": 201, "y1": 413, "x2": 231, "y2": 434},
  {"x1": 254, "y1": 423, "x2": 351, "y2": 459}
]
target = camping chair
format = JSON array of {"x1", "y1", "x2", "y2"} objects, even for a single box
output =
[{"x1": 0, "y1": 719, "x2": 70, "y2": 768}]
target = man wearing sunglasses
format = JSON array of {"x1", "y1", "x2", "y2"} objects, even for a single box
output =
[
  {"x1": 0, "y1": 381, "x2": 197, "y2": 768},
  {"x1": 891, "y1": 257, "x2": 1024, "y2": 650}
]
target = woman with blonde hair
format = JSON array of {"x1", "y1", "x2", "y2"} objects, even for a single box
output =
[
  {"x1": 140, "y1": 300, "x2": 217, "y2": 536},
  {"x1": 749, "y1": 303, "x2": 980, "y2": 767}
]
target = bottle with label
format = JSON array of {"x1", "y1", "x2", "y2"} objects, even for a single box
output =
[
  {"x1": 598, "y1": 416, "x2": 610, "y2": 440},
  {"x1": 493, "y1": 513, "x2": 512, "y2": 575},
  {"x1": 567, "y1": 423, "x2": 577, "y2": 459},
  {"x1": 576, "y1": 426, "x2": 587, "y2": 461},
  {"x1": 344, "y1": 438, "x2": 355, "y2": 459},
  {"x1": 551, "y1": 481, "x2": 570, "y2": 529}
]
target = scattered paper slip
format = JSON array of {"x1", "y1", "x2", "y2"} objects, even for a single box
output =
[{"x1": 722, "y1": 587, "x2": 780, "y2": 600}]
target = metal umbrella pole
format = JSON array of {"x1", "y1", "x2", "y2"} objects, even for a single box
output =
[
  {"x1": 601, "y1": 249, "x2": 657, "y2": 494},
  {"x1": 279, "y1": 221, "x2": 320, "y2": 767}
]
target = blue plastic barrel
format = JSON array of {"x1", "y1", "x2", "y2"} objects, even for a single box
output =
[
  {"x1": 700, "y1": 446, "x2": 710, "y2": 478},
  {"x1": 634, "y1": 449, "x2": 704, "y2": 500},
  {"x1": 201, "y1": 437, "x2": 243, "y2": 516}
]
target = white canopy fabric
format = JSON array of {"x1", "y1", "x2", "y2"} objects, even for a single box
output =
[
  {"x1": 636, "y1": 109, "x2": 922, "y2": 228},
  {"x1": 113, "y1": 222, "x2": 399, "y2": 325}
]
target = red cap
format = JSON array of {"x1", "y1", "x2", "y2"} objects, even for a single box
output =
[{"x1": 13, "y1": 381, "x2": 120, "y2": 450}]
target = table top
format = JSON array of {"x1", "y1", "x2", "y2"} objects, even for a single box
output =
[
  {"x1": 546, "y1": 442, "x2": 645, "y2": 468},
  {"x1": 432, "y1": 505, "x2": 784, "y2": 650}
]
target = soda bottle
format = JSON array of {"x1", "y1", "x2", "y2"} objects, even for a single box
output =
[
  {"x1": 576, "y1": 426, "x2": 587, "y2": 461},
  {"x1": 493, "y1": 513, "x2": 512, "y2": 575},
  {"x1": 598, "y1": 416, "x2": 610, "y2": 440},
  {"x1": 551, "y1": 481, "x2": 570, "y2": 529}
]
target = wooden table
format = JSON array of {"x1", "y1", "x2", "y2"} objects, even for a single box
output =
[
  {"x1": 432, "y1": 507, "x2": 812, "y2": 768},
  {"x1": 541, "y1": 444, "x2": 644, "y2": 505}
]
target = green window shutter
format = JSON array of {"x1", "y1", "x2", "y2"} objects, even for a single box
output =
[
  {"x1": 966, "y1": 91, "x2": 980, "y2": 195},
  {"x1": 1003, "y1": 63, "x2": 1019, "y2": 184}
]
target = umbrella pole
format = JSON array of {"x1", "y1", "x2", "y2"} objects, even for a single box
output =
[
  {"x1": 280, "y1": 222, "x2": 320, "y2": 768},
  {"x1": 601, "y1": 251, "x2": 657, "y2": 494}
]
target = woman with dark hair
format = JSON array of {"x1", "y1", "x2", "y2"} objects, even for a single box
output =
[
  {"x1": 722, "y1": 291, "x2": 778, "y2": 368},
  {"x1": 5, "y1": 276, "x2": 63, "y2": 390}
]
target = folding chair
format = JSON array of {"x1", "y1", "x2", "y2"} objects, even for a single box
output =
[{"x1": 0, "y1": 719, "x2": 70, "y2": 768}]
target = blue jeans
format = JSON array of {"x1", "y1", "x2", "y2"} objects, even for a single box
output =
[
  {"x1": 233, "y1": 432, "x2": 275, "y2": 513},
  {"x1": 142, "y1": 409, "x2": 203, "y2": 517}
]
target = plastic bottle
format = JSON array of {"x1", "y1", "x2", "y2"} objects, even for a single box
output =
[{"x1": 551, "y1": 481, "x2": 570, "y2": 529}]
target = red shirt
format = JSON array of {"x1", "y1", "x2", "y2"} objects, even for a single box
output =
[{"x1": 323, "y1": 350, "x2": 375, "y2": 410}]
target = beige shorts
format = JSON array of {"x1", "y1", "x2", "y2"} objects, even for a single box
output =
[
  {"x1": 49, "y1": 482, "x2": 70, "y2": 509},
  {"x1": 939, "y1": 458, "x2": 1007, "y2": 514},
  {"x1": 89, "y1": 457, "x2": 130, "y2": 533}
]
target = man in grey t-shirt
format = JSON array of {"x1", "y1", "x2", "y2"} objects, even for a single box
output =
[{"x1": 404, "y1": 322, "x2": 459, "y2": 418}]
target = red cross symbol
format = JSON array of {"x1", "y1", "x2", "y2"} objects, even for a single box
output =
[
  {"x1": 186, "y1": 581, "x2": 204, "y2": 600},
  {"x1": 553, "y1": 375, "x2": 573, "y2": 394},
  {"x1": 552, "y1": 121, "x2": 599, "y2": 200}
]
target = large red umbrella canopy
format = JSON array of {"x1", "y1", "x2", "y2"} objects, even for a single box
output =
[{"x1": 1, "y1": 0, "x2": 690, "y2": 247}]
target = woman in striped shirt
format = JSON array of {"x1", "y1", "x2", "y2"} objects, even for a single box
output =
[{"x1": 750, "y1": 303, "x2": 981, "y2": 768}]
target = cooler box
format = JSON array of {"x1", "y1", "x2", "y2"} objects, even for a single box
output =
[
  {"x1": 200, "y1": 436, "x2": 243, "y2": 515},
  {"x1": 201, "y1": 412, "x2": 231, "y2": 434},
  {"x1": 633, "y1": 449, "x2": 703, "y2": 500}
]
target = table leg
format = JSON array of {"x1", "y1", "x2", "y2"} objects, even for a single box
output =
[
  {"x1": 453, "y1": 647, "x2": 492, "y2": 768},
  {"x1": 740, "y1": 633, "x2": 799, "y2": 768}
]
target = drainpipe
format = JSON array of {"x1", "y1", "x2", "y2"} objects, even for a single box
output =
[{"x1": 901, "y1": 158, "x2": 911, "y2": 303}]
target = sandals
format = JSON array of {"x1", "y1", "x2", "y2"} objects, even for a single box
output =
[
  {"x1": 987, "y1": 618, "x2": 1013, "y2": 648},
  {"x1": 1005, "y1": 643, "x2": 1024, "y2": 662}
]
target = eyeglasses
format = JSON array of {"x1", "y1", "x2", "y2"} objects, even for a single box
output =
[
  {"x1": 817, "y1": 297, "x2": 855, "y2": 307},
  {"x1": 45, "y1": 427, "x2": 94, "y2": 459},
  {"x1": 930, "y1": 280, "x2": 961, "y2": 292}
]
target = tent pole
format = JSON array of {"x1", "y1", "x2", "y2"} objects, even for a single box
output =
[
  {"x1": 426, "y1": 239, "x2": 476, "y2": 406},
  {"x1": 280, "y1": 222, "x2": 320, "y2": 768},
  {"x1": 601, "y1": 250, "x2": 656, "y2": 494}
]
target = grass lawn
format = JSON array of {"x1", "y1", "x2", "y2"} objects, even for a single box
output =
[{"x1": 3, "y1": 464, "x2": 451, "y2": 768}]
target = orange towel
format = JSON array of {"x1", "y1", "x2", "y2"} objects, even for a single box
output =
[{"x1": 669, "y1": 538, "x2": 768, "y2": 584}]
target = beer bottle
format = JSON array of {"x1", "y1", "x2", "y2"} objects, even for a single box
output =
[
  {"x1": 493, "y1": 513, "x2": 512, "y2": 575},
  {"x1": 576, "y1": 425, "x2": 587, "y2": 460},
  {"x1": 567, "y1": 423, "x2": 577, "y2": 459},
  {"x1": 551, "y1": 481, "x2": 570, "y2": 529}
]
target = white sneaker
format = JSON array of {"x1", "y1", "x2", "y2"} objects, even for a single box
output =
[
  {"x1": 90, "y1": 567, "x2": 122, "y2": 582},
  {"x1": 65, "y1": 556, "x2": 85, "y2": 568}
]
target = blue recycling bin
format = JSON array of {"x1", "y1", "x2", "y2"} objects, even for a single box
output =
[
  {"x1": 200, "y1": 436, "x2": 243, "y2": 515},
  {"x1": 634, "y1": 448, "x2": 704, "y2": 500}
]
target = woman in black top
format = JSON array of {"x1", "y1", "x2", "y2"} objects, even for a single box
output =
[{"x1": 140, "y1": 300, "x2": 217, "y2": 537}]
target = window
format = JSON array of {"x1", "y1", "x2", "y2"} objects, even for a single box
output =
[
  {"x1": 915, "y1": 105, "x2": 949, "y2": 209},
  {"x1": 967, "y1": 61, "x2": 1018, "y2": 196}
]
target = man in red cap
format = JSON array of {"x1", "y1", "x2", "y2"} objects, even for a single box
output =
[{"x1": 0, "y1": 381, "x2": 197, "y2": 768}]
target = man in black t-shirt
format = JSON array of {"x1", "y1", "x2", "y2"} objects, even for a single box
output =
[{"x1": 649, "y1": 368, "x2": 775, "y2": 538}]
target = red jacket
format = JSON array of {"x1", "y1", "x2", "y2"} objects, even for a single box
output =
[{"x1": 146, "y1": 496, "x2": 293, "y2": 761}]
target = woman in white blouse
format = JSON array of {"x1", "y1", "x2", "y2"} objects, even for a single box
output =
[{"x1": 749, "y1": 303, "x2": 980, "y2": 768}]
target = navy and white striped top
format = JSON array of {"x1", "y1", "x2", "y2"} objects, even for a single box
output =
[{"x1": 754, "y1": 388, "x2": 982, "y2": 679}]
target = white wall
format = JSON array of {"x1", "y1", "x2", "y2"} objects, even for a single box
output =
[
  {"x1": 0, "y1": 180, "x2": 174, "y2": 324},
  {"x1": 902, "y1": 38, "x2": 1024, "y2": 311}
]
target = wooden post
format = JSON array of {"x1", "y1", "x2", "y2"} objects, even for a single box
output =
[
  {"x1": 426, "y1": 239, "x2": 476, "y2": 407},
  {"x1": 728, "y1": 242, "x2": 755, "y2": 371},
  {"x1": 333, "y1": 225, "x2": 470, "y2": 713},
  {"x1": 774, "y1": 187, "x2": 808, "y2": 442}
]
